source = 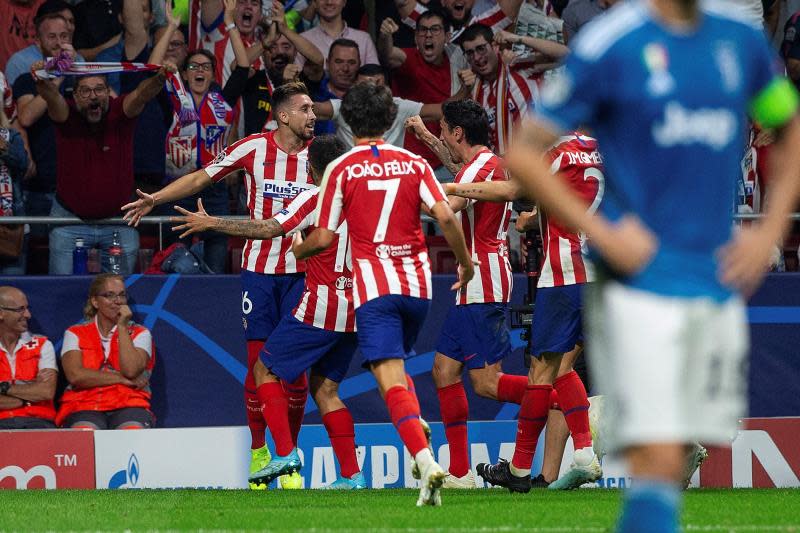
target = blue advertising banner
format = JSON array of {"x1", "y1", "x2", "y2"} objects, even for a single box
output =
[{"x1": 3, "y1": 273, "x2": 799, "y2": 427}]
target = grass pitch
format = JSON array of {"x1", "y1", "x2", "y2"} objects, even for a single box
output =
[{"x1": 1, "y1": 488, "x2": 798, "y2": 532}]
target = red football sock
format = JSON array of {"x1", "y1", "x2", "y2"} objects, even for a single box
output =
[
  {"x1": 256, "y1": 382, "x2": 294, "y2": 456},
  {"x1": 405, "y1": 373, "x2": 421, "y2": 413},
  {"x1": 511, "y1": 385, "x2": 552, "y2": 471},
  {"x1": 554, "y1": 371, "x2": 592, "y2": 450},
  {"x1": 322, "y1": 408, "x2": 359, "y2": 479},
  {"x1": 550, "y1": 389, "x2": 560, "y2": 410},
  {"x1": 245, "y1": 389, "x2": 266, "y2": 449},
  {"x1": 245, "y1": 340, "x2": 266, "y2": 449},
  {"x1": 282, "y1": 373, "x2": 308, "y2": 446},
  {"x1": 437, "y1": 382, "x2": 470, "y2": 477},
  {"x1": 497, "y1": 374, "x2": 527, "y2": 404},
  {"x1": 384, "y1": 385, "x2": 427, "y2": 457}
]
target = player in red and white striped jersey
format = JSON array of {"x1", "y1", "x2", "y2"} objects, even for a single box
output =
[
  {"x1": 407, "y1": 101, "x2": 527, "y2": 489},
  {"x1": 396, "y1": 0, "x2": 522, "y2": 42},
  {"x1": 538, "y1": 134, "x2": 602, "y2": 287},
  {"x1": 171, "y1": 135, "x2": 366, "y2": 489},
  {"x1": 122, "y1": 82, "x2": 316, "y2": 488},
  {"x1": 448, "y1": 131, "x2": 605, "y2": 491},
  {"x1": 293, "y1": 83, "x2": 474, "y2": 506}
]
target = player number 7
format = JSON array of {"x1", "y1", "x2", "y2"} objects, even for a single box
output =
[{"x1": 367, "y1": 178, "x2": 401, "y2": 243}]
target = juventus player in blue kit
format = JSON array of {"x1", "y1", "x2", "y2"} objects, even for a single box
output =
[{"x1": 500, "y1": 0, "x2": 800, "y2": 531}]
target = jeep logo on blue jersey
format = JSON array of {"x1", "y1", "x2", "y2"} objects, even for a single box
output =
[
  {"x1": 262, "y1": 180, "x2": 314, "y2": 200},
  {"x1": 108, "y1": 454, "x2": 140, "y2": 489}
]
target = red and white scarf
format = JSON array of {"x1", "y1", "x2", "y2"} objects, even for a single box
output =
[
  {"x1": 0, "y1": 129, "x2": 14, "y2": 217},
  {"x1": 35, "y1": 53, "x2": 198, "y2": 125}
]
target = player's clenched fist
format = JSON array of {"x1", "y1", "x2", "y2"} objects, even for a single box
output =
[
  {"x1": 380, "y1": 17, "x2": 399, "y2": 35},
  {"x1": 458, "y1": 68, "x2": 476, "y2": 88}
]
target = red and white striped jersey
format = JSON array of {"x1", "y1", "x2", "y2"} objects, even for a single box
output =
[
  {"x1": 403, "y1": 4, "x2": 512, "y2": 42},
  {"x1": 315, "y1": 141, "x2": 447, "y2": 308},
  {"x1": 453, "y1": 148, "x2": 513, "y2": 305},
  {"x1": 205, "y1": 130, "x2": 315, "y2": 274},
  {"x1": 472, "y1": 63, "x2": 539, "y2": 155},
  {"x1": 538, "y1": 133, "x2": 604, "y2": 288},
  {"x1": 275, "y1": 187, "x2": 355, "y2": 332}
]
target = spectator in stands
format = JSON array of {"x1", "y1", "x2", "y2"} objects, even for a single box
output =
[
  {"x1": 238, "y1": 1, "x2": 324, "y2": 135},
  {"x1": 296, "y1": 0, "x2": 378, "y2": 69},
  {"x1": 71, "y1": 0, "x2": 124, "y2": 61},
  {"x1": 0, "y1": 110, "x2": 28, "y2": 275},
  {"x1": 561, "y1": 0, "x2": 619, "y2": 43},
  {"x1": 377, "y1": 8, "x2": 467, "y2": 180},
  {"x1": 194, "y1": 0, "x2": 264, "y2": 85},
  {"x1": 13, "y1": 12, "x2": 76, "y2": 221},
  {"x1": 394, "y1": 0, "x2": 522, "y2": 41},
  {"x1": 0, "y1": 286, "x2": 57, "y2": 430},
  {"x1": 0, "y1": 72, "x2": 13, "y2": 121},
  {"x1": 0, "y1": 0, "x2": 43, "y2": 71},
  {"x1": 95, "y1": 0, "x2": 156, "y2": 95},
  {"x1": 151, "y1": 0, "x2": 250, "y2": 273},
  {"x1": 118, "y1": 0, "x2": 172, "y2": 194},
  {"x1": 33, "y1": 53, "x2": 176, "y2": 274},
  {"x1": 311, "y1": 37, "x2": 359, "y2": 134},
  {"x1": 5, "y1": 0, "x2": 77, "y2": 87},
  {"x1": 457, "y1": 23, "x2": 538, "y2": 155},
  {"x1": 314, "y1": 64, "x2": 443, "y2": 149},
  {"x1": 56, "y1": 274, "x2": 155, "y2": 429},
  {"x1": 783, "y1": 8, "x2": 800, "y2": 90}
]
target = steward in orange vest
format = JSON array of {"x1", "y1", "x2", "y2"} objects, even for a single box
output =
[
  {"x1": 57, "y1": 274, "x2": 155, "y2": 429},
  {"x1": 0, "y1": 286, "x2": 58, "y2": 430}
]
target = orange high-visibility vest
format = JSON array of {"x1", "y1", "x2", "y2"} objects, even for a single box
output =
[
  {"x1": 56, "y1": 321, "x2": 155, "y2": 427},
  {"x1": 0, "y1": 335, "x2": 56, "y2": 422}
]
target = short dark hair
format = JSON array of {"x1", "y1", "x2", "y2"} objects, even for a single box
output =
[
  {"x1": 272, "y1": 81, "x2": 310, "y2": 112},
  {"x1": 442, "y1": 99, "x2": 490, "y2": 147},
  {"x1": 34, "y1": 12, "x2": 67, "y2": 32},
  {"x1": 75, "y1": 74, "x2": 108, "y2": 88},
  {"x1": 328, "y1": 38, "x2": 359, "y2": 59},
  {"x1": 183, "y1": 49, "x2": 217, "y2": 74},
  {"x1": 357, "y1": 64, "x2": 386, "y2": 79},
  {"x1": 35, "y1": 0, "x2": 73, "y2": 24},
  {"x1": 308, "y1": 135, "x2": 348, "y2": 176},
  {"x1": 341, "y1": 83, "x2": 397, "y2": 138},
  {"x1": 417, "y1": 8, "x2": 447, "y2": 28},
  {"x1": 457, "y1": 23, "x2": 493, "y2": 48}
]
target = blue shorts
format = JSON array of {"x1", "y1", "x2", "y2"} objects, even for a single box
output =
[
  {"x1": 531, "y1": 284, "x2": 584, "y2": 356},
  {"x1": 261, "y1": 315, "x2": 358, "y2": 384},
  {"x1": 355, "y1": 295, "x2": 430, "y2": 365},
  {"x1": 240, "y1": 270, "x2": 305, "y2": 340},
  {"x1": 436, "y1": 303, "x2": 512, "y2": 370}
]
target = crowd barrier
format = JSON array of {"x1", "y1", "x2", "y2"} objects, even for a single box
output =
[
  {"x1": 2, "y1": 273, "x2": 799, "y2": 428},
  {"x1": 1, "y1": 417, "x2": 798, "y2": 490}
]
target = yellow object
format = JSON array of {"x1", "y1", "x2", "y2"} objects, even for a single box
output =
[{"x1": 172, "y1": 0, "x2": 190, "y2": 26}]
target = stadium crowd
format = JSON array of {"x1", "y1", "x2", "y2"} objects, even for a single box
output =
[{"x1": 0, "y1": 0, "x2": 796, "y2": 275}]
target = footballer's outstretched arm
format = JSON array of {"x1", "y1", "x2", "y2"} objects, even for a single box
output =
[
  {"x1": 122, "y1": 169, "x2": 214, "y2": 226},
  {"x1": 430, "y1": 200, "x2": 475, "y2": 290},
  {"x1": 506, "y1": 117, "x2": 657, "y2": 276},
  {"x1": 170, "y1": 199, "x2": 286, "y2": 240},
  {"x1": 445, "y1": 179, "x2": 522, "y2": 203}
]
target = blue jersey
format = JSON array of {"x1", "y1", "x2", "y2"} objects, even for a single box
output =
[{"x1": 537, "y1": 1, "x2": 783, "y2": 301}]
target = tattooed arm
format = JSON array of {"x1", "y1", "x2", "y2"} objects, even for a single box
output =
[
  {"x1": 444, "y1": 179, "x2": 523, "y2": 203},
  {"x1": 404, "y1": 115, "x2": 462, "y2": 176},
  {"x1": 170, "y1": 199, "x2": 286, "y2": 239}
]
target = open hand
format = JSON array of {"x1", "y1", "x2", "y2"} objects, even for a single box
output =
[
  {"x1": 171, "y1": 198, "x2": 214, "y2": 238},
  {"x1": 121, "y1": 189, "x2": 156, "y2": 227}
]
